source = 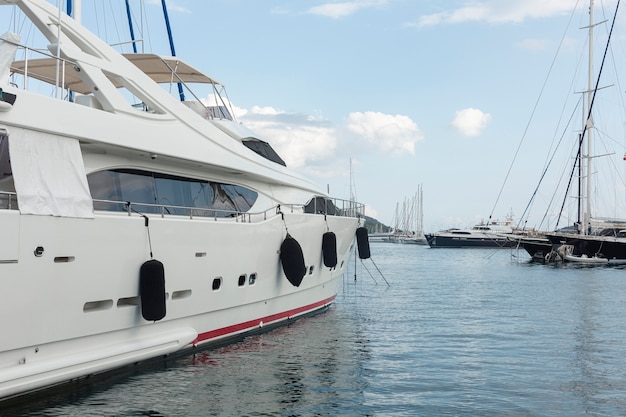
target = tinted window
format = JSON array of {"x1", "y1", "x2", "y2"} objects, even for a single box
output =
[
  {"x1": 155, "y1": 176, "x2": 192, "y2": 214},
  {"x1": 0, "y1": 134, "x2": 11, "y2": 181},
  {"x1": 88, "y1": 169, "x2": 258, "y2": 216}
]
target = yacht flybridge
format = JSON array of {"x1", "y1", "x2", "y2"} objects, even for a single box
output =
[{"x1": 0, "y1": 0, "x2": 366, "y2": 401}]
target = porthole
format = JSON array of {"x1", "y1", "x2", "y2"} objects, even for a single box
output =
[
  {"x1": 309, "y1": 266, "x2": 314, "y2": 275},
  {"x1": 212, "y1": 277, "x2": 222, "y2": 291},
  {"x1": 249, "y1": 273, "x2": 257, "y2": 285},
  {"x1": 238, "y1": 274, "x2": 246, "y2": 287}
]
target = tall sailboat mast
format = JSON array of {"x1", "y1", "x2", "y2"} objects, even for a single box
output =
[
  {"x1": 125, "y1": 0, "x2": 138, "y2": 53},
  {"x1": 161, "y1": 0, "x2": 185, "y2": 101},
  {"x1": 66, "y1": 0, "x2": 81, "y2": 22},
  {"x1": 583, "y1": 0, "x2": 595, "y2": 235}
]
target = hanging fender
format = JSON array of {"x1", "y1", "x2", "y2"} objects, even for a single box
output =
[
  {"x1": 322, "y1": 231, "x2": 338, "y2": 268},
  {"x1": 280, "y1": 234, "x2": 306, "y2": 287},
  {"x1": 356, "y1": 227, "x2": 371, "y2": 259},
  {"x1": 139, "y1": 259, "x2": 166, "y2": 321}
]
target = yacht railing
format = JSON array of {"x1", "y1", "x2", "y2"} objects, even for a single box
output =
[
  {"x1": 0, "y1": 192, "x2": 17, "y2": 210},
  {"x1": 8, "y1": 44, "x2": 77, "y2": 101},
  {"x1": 95, "y1": 196, "x2": 364, "y2": 223},
  {"x1": 0, "y1": 191, "x2": 365, "y2": 221}
]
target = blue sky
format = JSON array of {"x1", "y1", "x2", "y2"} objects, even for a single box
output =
[{"x1": 6, "y1": 0, "x2": 626, "y2": 232}]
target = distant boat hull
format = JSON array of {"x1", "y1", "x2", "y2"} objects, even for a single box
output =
[
  {"x1": 546, "y1": 233, "x2": 626, "y2": 262},
  {"x1": 508, "y1": 236, "x2": 553, "y2": 261},
  {"x1": 426, "y1": 216, "x2": 520, "y2": 248},
  {"x1": 425, "y1": 233, "x2": 516, "y2": 248},
  {"x1": 388, "y1": 235, "x2": 428, "y2": 245},
  {"x1": 564, "y1": 254, "x2": 608, "y2": 263}
]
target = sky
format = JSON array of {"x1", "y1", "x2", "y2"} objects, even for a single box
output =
[{"x1": 6, "y1": 0, "x2": 626, "y2": 232}]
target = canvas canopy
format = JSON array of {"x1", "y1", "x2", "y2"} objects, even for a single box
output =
[
  {"x1": 0, "y1": 32, "x2": 20, "y2": 86},
  {"x1": 10, "y1": 53, "x2": 221, "y2": 95},
  {"x1": 8, "y1": 127, "x2": 94, "y2": 218}
]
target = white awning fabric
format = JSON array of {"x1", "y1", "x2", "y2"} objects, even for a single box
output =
[
  {"x1": 10, "y1": 53, "x2": 221, "y2": 94},
  {"x1": 0, "y1": 32, "x2": 20, "y2": 86},
  {"x1": 8, "y1": 127, "x2": 94, "y2": 218}
]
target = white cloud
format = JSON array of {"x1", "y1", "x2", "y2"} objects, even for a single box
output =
[
  {"x1": 250, "y1": 105, "x2": 281, "y2": 116},
  {"x1": 345, "y1": 111, "x2": 423, "y2": 155},
  {"x1": 308, "y1": 0, "x2": 388, "y2": 19},
  {"x1": 237, "y1": 106, "x2": 337, "y2": 169},
  {"x1": 410, "y1": 0, "x2": 579, "y2": 27},
  {"x1": 451, "y1": 108, "x2": 492, "y2": 137},
  {"x1": 234, "y1": 106, "x2": 421, "y2": 173}
]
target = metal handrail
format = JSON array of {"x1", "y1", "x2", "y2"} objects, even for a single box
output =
[
  {"x1": 1, "y1": 193, "x2": 364, "y2": 221},
  {"x1": 93, "y1": 196, "x2": 364, "y2": 223},
  {"x1": 8, "y1": 43, "x2": 77, "y2": 100},
  {"x1": 0, "y1": 191, "x2": 17, "y2": 210}
]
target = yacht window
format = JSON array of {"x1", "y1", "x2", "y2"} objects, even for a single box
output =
[
  {"x1": 0, "y1": 133, "x2": 15, "y2": 208},
  {"x1": 190, "y1": 181, "x2": 214, "y2": 209},
  {"x1": 119, "y1": 171, "x2": 158, "y2": 212},
  {"x1": 0, "y1": 133, "x2": 11, "y2": 181},
  {"x1": 242, "y1": 139, "x2": 286, "y2": 166},
  {"x1": 88, "y1": 170, "x2": 157, "y2": 212},
  {"x1": 88, "y1": 169, "x2": 258, "y2": 215},
  {"x1": 220, "y1": 184, "x2": 257, "y2": 212},
  {"x1": 155, "y1": 176, "x2": 193, "y2": 215},
  {"x1": 207, "y1": 105, "x2": 232, "y2": 120},
  {"x1": 304, "y1": 196, "x2": 337, "y2": 214}
]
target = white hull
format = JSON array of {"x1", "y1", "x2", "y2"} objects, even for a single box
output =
[
  {"x1": 0, "y1": 210, "x2": 357, "y2": 400},
  {"x1": 563, "y1": 254, "x2": 608, "y2": 264}
]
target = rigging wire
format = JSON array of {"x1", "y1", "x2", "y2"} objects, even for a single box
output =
[
  {"x1": 598, "y1": 0, "x2": 626, "y2": 218},
  {"x1": 487, "y1": 0, "x2": 581, "y2": 227},
  {"x1": 518, "y1": 97, "x2": 582, "y2": 231},
  {"x1": 555, "y1": 0, "x2": 621, "y2": 230}
]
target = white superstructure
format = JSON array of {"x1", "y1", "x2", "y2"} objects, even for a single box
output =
[{"x1": 0, "y1": 0, "x2": 365, "y2": 401}]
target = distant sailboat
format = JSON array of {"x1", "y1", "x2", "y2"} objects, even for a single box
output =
[
  {"x1": 543, "y1": 0, "x2": 626, "y2": 264},
  {"x1": 390, "y1": 185, "x2": 427, "y2": 245},
  {"x1": 510, "y1": 0, "x2": 626, "y2": 264}
]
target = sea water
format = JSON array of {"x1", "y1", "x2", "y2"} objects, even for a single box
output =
[{"x1": 4, "y1": 243, "x2": 626, "y2": 416}]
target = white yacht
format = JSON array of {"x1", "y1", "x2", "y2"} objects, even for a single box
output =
[
  {"x1": 425, "y1": 215, "x2": 518, "y2": 248},
  {"x1": 0, "y1": 0, "x2": 365, "y2": 401}
]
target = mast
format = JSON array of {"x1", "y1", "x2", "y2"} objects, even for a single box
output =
[
  {"x1": 161, "y1": 0, "x2": 185, "y2": 101},
  {"x1": 418, "y1": 184, "x2": 424, "y2": 237},
  {"x1": 577, "y1": 133, "x2": 583, "y2": 229},
  {"x1": 555, "y1": 0, "x2": 618, "y2": 232},
  {"x1": 583, "y1": 0, "x2": 595, "y2": 235},
  {"x1": 125, "y1": 0, "x2": 138, "y2": 54},
  {"x1": 66, "y1": 0, "x2": 81, "y2": 23}
]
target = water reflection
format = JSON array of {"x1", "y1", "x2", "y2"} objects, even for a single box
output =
[{"x1": 5, "y1": 244, "x2": 626, "y2": 416}]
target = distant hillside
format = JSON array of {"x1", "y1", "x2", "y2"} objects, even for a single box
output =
[{"x1": 364, "y1": 215, "x2": 392, "y2": 234}]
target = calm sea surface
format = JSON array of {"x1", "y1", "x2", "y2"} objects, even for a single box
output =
[{"x1": 4, "y1": 242, "x2": 626, "y2": 416}]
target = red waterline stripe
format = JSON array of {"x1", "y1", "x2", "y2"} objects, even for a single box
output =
[{"x1": 192, "y1": 294, "x2": 336, "y2": 345}]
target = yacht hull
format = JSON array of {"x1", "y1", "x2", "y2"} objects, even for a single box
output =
[
  {"x1": 425, "y1": 233, "x2": 516, "y2": 248},
  {"x1": 0, "y1": 211, "x2": 357, "y2": 400},
  {"x1": 546, "y1": 233, "x2": 626, "y2": 262}
]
